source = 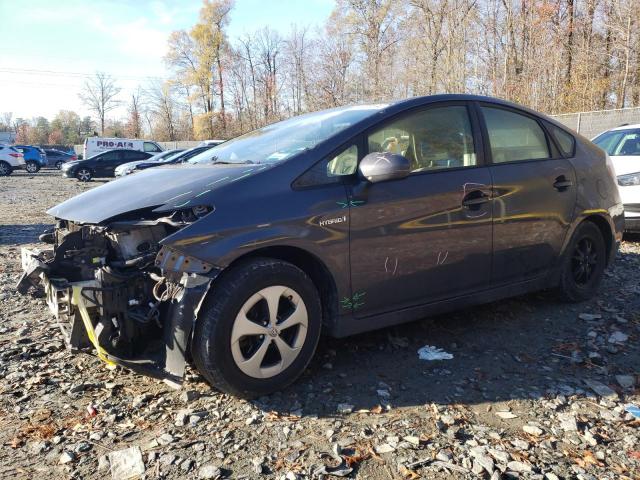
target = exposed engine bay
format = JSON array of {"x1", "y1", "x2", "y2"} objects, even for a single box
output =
[{"x1": 17, "y1": 207, "x2": 219, "y2": 385}]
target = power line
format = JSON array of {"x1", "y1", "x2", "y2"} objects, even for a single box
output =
[{"x1": 0, "y1": 67, "x2": 168, "y2": 82}]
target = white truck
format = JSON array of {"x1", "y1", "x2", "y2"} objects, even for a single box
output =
[{"x1": 83, "y1": 137, "x2": 163, "y2": 159}]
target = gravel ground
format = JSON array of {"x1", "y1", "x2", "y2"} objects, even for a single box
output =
[{"x1": 0, "y1": 170, "x2": 639, "y2": 480}]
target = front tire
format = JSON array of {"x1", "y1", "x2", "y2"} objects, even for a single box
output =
[
  {"x1": 76, "y1": 168, "x2": 92, "y2": 182},
  {"x1": 25, "y1": 161, "x2": 40, "y2": 174},
  {"x1": 556, "y1": 221, "x2": 607, "y2": 302},
  {"x1": 192, "y1": 258, "x2": 322, "y2": 398},
  {"x1": 55, "y1": 161, "x2": 63, "y2": 170}
]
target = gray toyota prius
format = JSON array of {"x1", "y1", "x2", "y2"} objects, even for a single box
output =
[{"x1": 18, "y1": 95, "x2": 624, "y2": 397}]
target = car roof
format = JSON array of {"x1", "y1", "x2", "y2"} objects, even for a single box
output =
[{"x1": 606, "y1": 123, "x2": 640, "y2": 132}]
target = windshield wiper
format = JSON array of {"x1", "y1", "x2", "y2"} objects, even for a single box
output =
[{"x1": 212, "y1": 159, "x2": 255, "y2": 165}]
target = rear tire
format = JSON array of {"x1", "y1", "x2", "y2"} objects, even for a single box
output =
[
  {"x1": 0, "y1": 161, "x2": 12, "y2": 176},
  {"x1": 55, "y1": 161, "x2": 63, "y2": 170},
  {"x1": 192, "y1": 258, "x2": 322, "y2": 398},
  {"x1": 25, "y1": 161, "x2": 40, "y2": 174},
  {"x1": 76, "y1": 168, "x2": 92, "y2": 182},
  {"x1": 556, "y1": 221, "x2": 607, "y2": 302}
]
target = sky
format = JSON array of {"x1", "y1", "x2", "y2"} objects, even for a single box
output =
[{"x1": 0, "y1": 0, "x2": 334, "y2": 121}]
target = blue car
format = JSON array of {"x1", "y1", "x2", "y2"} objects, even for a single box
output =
[{"x1": 13, "y1": 145, "x2": 47, "y2": 173}]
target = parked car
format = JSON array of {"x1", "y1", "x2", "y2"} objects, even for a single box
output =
[
  {"x1": 592, "y1": 124, "x2": 640, "y2": 231},
  {"x1": 13, "y1": 145, "x2": 46, "y2": 173},
  {"x1": 134, "y1": 145, "x2": 215, "y2": 172},
  {"x1": 61, "y1": 149, "x2": 153, "y2": 181},
  {"x1": 44, "y1": 149, "x2": 78, "y2": 169},
  {"x1": 18, "y1": 95, "x2": 623, "y2": 398},
  {"x1": 114, "y1": 149, "x2": 184, "y2": 177},
  {"x1": 83, "y1": 137, "x2": 163, "y2": 159},
  {"x1": 0, "y1": 144, "x2": 25, "y2": 175}
]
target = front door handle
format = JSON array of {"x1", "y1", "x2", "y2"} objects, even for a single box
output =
[
  {"x1": 553, "y1": 176, "x2": 573, "y2": 191},
  {"x1": 462, "y1": 191, "x2": 490, "y2": 209}
]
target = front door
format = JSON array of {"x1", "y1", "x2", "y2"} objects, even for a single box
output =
[
  {"x1": 477, "y1": 104, "x2": 577, "y2": 284},
  {"x1": 94, "y1": 151, "x2": 121, "y2": 177},
  {"x1": 348, "y1": 103, "x2": 493, "y2": 318}
]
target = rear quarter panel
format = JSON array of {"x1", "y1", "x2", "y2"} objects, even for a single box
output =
[{"x1": 565, "y1": 136, "x2": 624, "y2": 261}]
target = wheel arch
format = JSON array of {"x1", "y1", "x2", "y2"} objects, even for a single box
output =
[
  {"x1": 583, "y1": 214, "x2": 614, "y2": 264},
  {"x1": 213, "y1": 245, "x2": 339, "y2": 330}
]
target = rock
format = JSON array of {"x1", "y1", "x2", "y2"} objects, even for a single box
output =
[
  {"x1": 523, "y1": 425, "x2": 544, "y2": 436},
  {"x1": 74, "y1": 441, "x2": 91, "y2": 453},
  {"x1": 558, "y1": 413, "x2": 578, "y2": 432},
  {"x1": 436, "y1": 448, "x2": 454, "y2": 462},
  {"x1": 181, "y1": 390, "x2": 200, "y2": 402},
  {"x1": 578, "y1": 313, "x2": 602, "y2": 321},
  {"x1": 108, "y1": 446, "x2": 145, "y2": 479},
  {"x1": 608, "y1": 331, "x2": 628, "y2": 344},
  {"x1": 495, "y1": 410, "x2": 518, "y2": 419},
  {"x1": 158, "y1": 433, "x2": 175, "y2": 445},
  {"x1": 198, "y1": 464, "x2": 222, "y2": 479},
  {"x1": 180, "y1": 459, "x2": 194, "y2": 472},
  {"x1": 545, "y1": 473, "x2": 560, "y2": 480},
  {"x1": 507, "y1": 460, "x2": 532, "y2": 472},
  {"x1": 616, "y1": 375, "x2": 635, "y2": 389},
  {"x1": 375, "y1": 443, "x2": 395, "y2": 454},
  {"x1": 98, "y1": 455, "x2": 110, "y2": 471},
  {"x1": 584, "y1": 379, "x2": 617, "y2": 398},
  {"x1": 132, "y1": 393, "x2": 153, "y2": 408},
  {"x1": 59, "y1": 451, "x2": 75, "y2": 464},
  {"x1": 336, "y1": 403, "x2": 354, "y2": 414},
  {"x1": 404, "y1": 435, "x2": 420, "y2": 445},
  {"x1": 488, "y1": 448, "x2": 510, "y2": 464}
]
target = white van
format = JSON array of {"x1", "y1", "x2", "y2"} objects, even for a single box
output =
[{"x1": 83, "y1": 137, "x2": 162, "y2": 159}]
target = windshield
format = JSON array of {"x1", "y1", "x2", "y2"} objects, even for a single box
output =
[
  {"x1": 187, "y1": 104, "x2": 387, "y2": 165},
  {"x1": 593, "y1": 128, "x2": 640, "y2": 156}
]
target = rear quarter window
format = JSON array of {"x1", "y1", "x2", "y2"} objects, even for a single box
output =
[{"x1": 547, "y1": 123, "x2": 575, "y2": 157}]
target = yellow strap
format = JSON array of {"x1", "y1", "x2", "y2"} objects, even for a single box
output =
[{"x1": 72, "y1": 287, "x2": 117, "y2": 368}]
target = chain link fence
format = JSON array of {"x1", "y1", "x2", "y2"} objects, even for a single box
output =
[{"x1": 551, "y1": 107, "x2": 640, "y2": 139}]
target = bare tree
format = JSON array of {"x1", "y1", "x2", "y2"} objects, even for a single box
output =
[{"x1": 78, "y1": 72, "x2": 121, "y2": 135}]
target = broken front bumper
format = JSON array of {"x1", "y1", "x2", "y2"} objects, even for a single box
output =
[{"x1": 17, "y1": 247, "x2": 214, "y2": 387}]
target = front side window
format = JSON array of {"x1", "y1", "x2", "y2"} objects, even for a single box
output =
[
  {"x1": 295, "y1": 144, "x2": 359, "y2": 187},
  {"x1": 327, "y1": 145, "x2": 358, "y2": 177},
  {"x1": 482, "y1": 107, "x2": 550, "y2": 163},
  {"x1": 367, "y1": 105, "x2": 476, "y2": 172}
]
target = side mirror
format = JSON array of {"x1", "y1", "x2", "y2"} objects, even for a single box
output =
[{"x1": 358, "y1": 152, "x2": 411, "y2": 183}]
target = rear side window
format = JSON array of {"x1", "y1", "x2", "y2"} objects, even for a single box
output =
[
  {"x1": 482, "y1": 107, "x2": 550, "y2": 163},
  {"x1": 547, "y1": 124, "x2": 575, "y2": 157}
]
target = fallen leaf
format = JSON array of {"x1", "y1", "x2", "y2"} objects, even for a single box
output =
[
  {"x1": 370, "y1": 405, "x2": 383, "y2": 414},
  {"x1": 399, "y1": 465, "x2": 421, "y2": 479},
  {"x1": 628, "y1": 450, "x2": 640, "y2": 460}
]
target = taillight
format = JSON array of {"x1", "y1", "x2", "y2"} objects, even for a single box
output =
[
  {"x1": 71, "y1": 155, "x2": 77, "y2": 160},
  {"x1": 9, "y1": 153, "x2": 21, "y2": 158}
]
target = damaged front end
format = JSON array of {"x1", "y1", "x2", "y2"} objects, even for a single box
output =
[{"x1": 17, "y1": 208, "x2": 219, "y2": 386}]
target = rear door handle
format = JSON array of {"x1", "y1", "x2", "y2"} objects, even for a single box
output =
[{"x1": 553, "y1": 176, "x2": 573, "y2": 191}]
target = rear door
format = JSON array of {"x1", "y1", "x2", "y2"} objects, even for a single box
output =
[
  {"x1": 476, "y1": 103, "x2": 577, "y2": 284},
  {"x1": 348, "y1": 102, "x2": 493, "y2": 318}
]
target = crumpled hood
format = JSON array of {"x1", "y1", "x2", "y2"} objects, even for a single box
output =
[
  {"x1": 610, "y1": 155, "x2": 640, "y2": 176},
  {"x1": 48, "y1": 164, "x2": 266, "y2": 224}
]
